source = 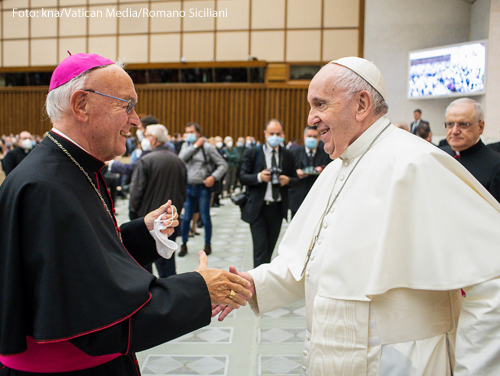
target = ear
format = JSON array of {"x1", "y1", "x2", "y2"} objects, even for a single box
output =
[
  {"x1": 70, "y1": 90, "x2": 89, "y2": 122},
  {"x1": 477, "y1": 120, "x2": 485, "y2": 135},
  {"x1": 354, "y1": 90, "x2": 372, "y2": 122}
]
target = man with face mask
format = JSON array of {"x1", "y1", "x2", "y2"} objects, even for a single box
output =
[
  {"x1": 289, "y1": 126, "x2": 331, "y2": 217},
  {"x1": 178, "y1": 122, "x2": 228, "y2": 257},
  {"x1": 239, "y1": 119, "x2": 299, "y2": 267},
  {"x1": 1, "y1": 131, "x2": 34, "y2": 176}
]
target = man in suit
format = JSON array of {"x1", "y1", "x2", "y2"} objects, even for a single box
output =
[
  {"x1": 440, "y1": 98, "x2": 500, "y2": 202},
  {"x1": 289, "y1": 126, "x2": 331, "y2": 217},
  {"x1": 240, "y1": 119, "x2": 298, "y2": 267},
  {"x1": 410, "y1": 108, "x2": 430, "y2": 134},
  {"x1": 129, "y1": 124, "x2": 187, "y2": 278}
]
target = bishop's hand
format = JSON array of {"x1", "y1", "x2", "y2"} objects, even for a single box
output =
[
  {"x1": 195, "y1": 252, "x2": 252, "y2": 310},
  {"x1": 212, "y1": 265, "x2": 256, "y2": 321}
]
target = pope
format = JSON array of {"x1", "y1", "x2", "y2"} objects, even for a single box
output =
[{"x1": 215, "y1": 57, "x2": 500, "y2": 375}]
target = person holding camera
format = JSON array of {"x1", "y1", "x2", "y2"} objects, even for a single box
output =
[{"x1": 239, "y1": 119, "x2": 299, "y2": 267}]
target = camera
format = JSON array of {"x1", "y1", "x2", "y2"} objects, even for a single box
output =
[{"x1": 269, "y1": 167, "x2": 282, "y2": 186}]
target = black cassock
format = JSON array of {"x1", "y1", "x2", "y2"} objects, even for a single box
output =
[
  {"x1": 0, "y1": 131, "x2": 211, "y2": 375},
  {"x1": 441, "y1": 139, "x2": 500, "y2": 203}
]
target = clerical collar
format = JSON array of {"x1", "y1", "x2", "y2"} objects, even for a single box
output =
[
  {"x1": 46, "y1": 130, "x2": 105, "y2": 172},
  {"x1": 454, "y1": 138, "x2": 484, "y2": 158},
  {"x1": 51, "y1": 128, "x2": 91, "y2": 155},
  {"x1": 340, "y1": 116, "x2": 392, "y2": 162}
]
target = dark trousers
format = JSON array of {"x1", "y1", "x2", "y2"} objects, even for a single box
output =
[
  {"x1": 250, "y1": 202, "x2": 283, "y2": 267},
  {"x1": 145, "y1": 224, "x2": 180, "y2": 278},
  {"x1": 182, "y1": 184, "x2": 212, "y2": 245}
]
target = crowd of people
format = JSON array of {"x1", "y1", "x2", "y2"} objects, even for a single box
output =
[
  {"x1": 409, "y1": 59, "x2": 485, "y2": 97},
  {"x1": 2, "y1": 53, "x2": 500, "y2": 375}
]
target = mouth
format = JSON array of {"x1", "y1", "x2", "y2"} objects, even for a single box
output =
[
  {"x1": 120, "y1": 131, "x2": 128, "y2": 138},
  {"x1": 319, "y1": 128, "x2": 330, "y2": 138}
]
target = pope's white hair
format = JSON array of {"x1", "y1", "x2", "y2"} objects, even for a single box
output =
[
  {"x1": 331, "y1": 64, "x2": 389, "y2": 116},
  {"x1": 45, "y1": 60, "x2": 125, "y2": 123}
]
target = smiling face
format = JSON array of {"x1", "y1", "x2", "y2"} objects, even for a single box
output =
[
  {"x1": 83, "y1": 65, "x2": 140, "y2": 161},
  {"x1": 307, "y1": 64, "x2": 365, "y2": 159}
]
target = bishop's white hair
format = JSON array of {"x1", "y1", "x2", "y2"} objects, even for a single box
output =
[{"x1": 45, "y1": 60, "x2": 125, "y2": 123}]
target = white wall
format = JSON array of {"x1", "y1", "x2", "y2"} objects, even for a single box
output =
[
  {"x1": 484, "y1": 0, "x2": 500, "y2": 140},
  {"x1": 364, "y1": 0, "x2": 491, "y2": 142}
]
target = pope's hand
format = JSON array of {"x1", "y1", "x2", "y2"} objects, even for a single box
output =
[
  {"x1": 212, "y1": 265, "x2": 256, "y2": 321},
  {"x1": 144, "y1": 200, "x2": 179, "y2": 236},
  {"x1": 195, "y1": 252, "x2": 252, "y2": 309}
]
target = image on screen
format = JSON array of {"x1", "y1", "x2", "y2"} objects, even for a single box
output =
[{"x1": 408, "y1": 40, "x2": 486, "y2": 99}]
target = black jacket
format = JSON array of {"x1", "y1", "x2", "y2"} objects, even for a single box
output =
[
  {"x1": 441, "y1": 140, "x2": 500, "y2": 202},
  {"x1": 289, "y1": 142, "x2": 332, "y2": 213},
  {"x1": 239, "y1": 144, "x2": 298, "y2": 224},
  {"x1": 1, "y1": 146, "x2": 31, "y2": 176},
  {"x1": 129, "y1": 146, "x2": 187, "y2": 218}
]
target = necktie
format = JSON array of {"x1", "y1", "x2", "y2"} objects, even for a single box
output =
[
  {"x1": 307, "y1": 151, "x2": 313, "y2": 166},
  {"x1": 271, "y1": 150, "x2": 280, "y2": 201}
]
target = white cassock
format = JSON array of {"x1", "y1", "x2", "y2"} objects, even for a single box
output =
[{"x1": 248, "y1": 116, "x2": 500, "y2": 376}]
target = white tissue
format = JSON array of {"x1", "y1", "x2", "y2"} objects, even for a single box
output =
[{"x1": 150, "y1": 216, "x2": 178, "y2": 259}]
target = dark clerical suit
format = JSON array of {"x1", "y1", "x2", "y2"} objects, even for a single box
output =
[
  {"x1": 240, "y1": 144, "x2": 298, "y2": 267},
  {"x1": 0, "y1": 131, "x2": 210, "y2": 375},
  {"x1": 487, "y1": 141, "x2": 500, "y2": 154},
  {"x1": 441, "y1": 140, "x2": 500, "y2": 202},
  {"x1": 289, "y1": 141, "x2": 332, "y2": 216}
]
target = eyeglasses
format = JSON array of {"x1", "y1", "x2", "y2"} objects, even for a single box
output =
[
  {"x1": 443, "y1": 122, "x2": 476, "y2": 130},
  {"x1": 84, "y1": 89, "x2": 136, "y2": 114}
]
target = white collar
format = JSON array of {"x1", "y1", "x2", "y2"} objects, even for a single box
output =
[
  {"x1": 51, "y1": 128, "x2": 91, "y2": 155},
  {"x1": 340, "y1": 116, "x2": 391, "y2": 162}
]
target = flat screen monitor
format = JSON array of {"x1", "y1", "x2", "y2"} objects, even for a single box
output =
[{"x1": 408, "y1": 40, "x2": 487, "y2": 99}]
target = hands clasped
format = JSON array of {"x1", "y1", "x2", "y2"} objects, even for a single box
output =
[{"x1": 195, "y1": 251, "x2": 253, "y2": 312}]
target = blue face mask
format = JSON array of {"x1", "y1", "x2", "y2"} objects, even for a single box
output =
[
  {"x1": 186, "y1": 134, "x2": 197, "y2": 143},
  {"x1": 236, "y1": 141, "x2": 243, "y2": 147},
  {"x1": 304, "y1": 137, "x2": 318, "y2": 150},
  {"x1": 267, "y1": 135, "x2": 284, "y2": 148}
]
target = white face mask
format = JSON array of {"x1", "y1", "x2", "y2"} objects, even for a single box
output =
[
  {"x1": 226, "y1": 141, "x2": 233, "y2": 148},
  {"x1": 136, "y1": 129, "x2": 144, "y2": 141},
  {"x1": 216, "y1": 141, "x2": 223, "y2": 149},
  {"x1": 141, "y1": 138, "x2": 152, "y2": 152},
  {"x1": 21, "y1": 139, "x2": 33, "y2": 150}
]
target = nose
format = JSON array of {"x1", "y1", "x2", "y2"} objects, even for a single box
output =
[
  {"x1": 450, "y1": 123, "x2": 461, "y2": 133},
  {"x1": 128, "y1": 108, "x2": 140, "y2": 127},
  {"x1": 307, "y1": 108, "x2": 319, "y2": 126}
]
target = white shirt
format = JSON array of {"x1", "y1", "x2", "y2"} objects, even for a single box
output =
[{"x1": 258, "y1": 143, "x2": 281, "y2": 202}]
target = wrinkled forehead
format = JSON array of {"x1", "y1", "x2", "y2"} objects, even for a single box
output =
[
  {"x1": 308, "y1": 64, "x2": 343, "y2": 100},
  {"x1": 87, "y1": 65, "x2": 136, "y2": 96},
  {"x1": 446, "y1": 103, "x2": 477, "y2": 120}
]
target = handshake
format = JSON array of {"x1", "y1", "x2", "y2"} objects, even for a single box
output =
[{"x1": 194, "y1": 251, "x2": 254, "y2": 321}]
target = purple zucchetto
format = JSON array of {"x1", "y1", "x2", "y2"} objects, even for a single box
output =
[{"x1": 48, "y1": 52, "x2": 114, "y2": 92}]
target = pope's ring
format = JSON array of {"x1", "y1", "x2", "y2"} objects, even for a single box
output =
[{"x1": 228, "y1": 289, "x2": 236, "y2": 300}]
